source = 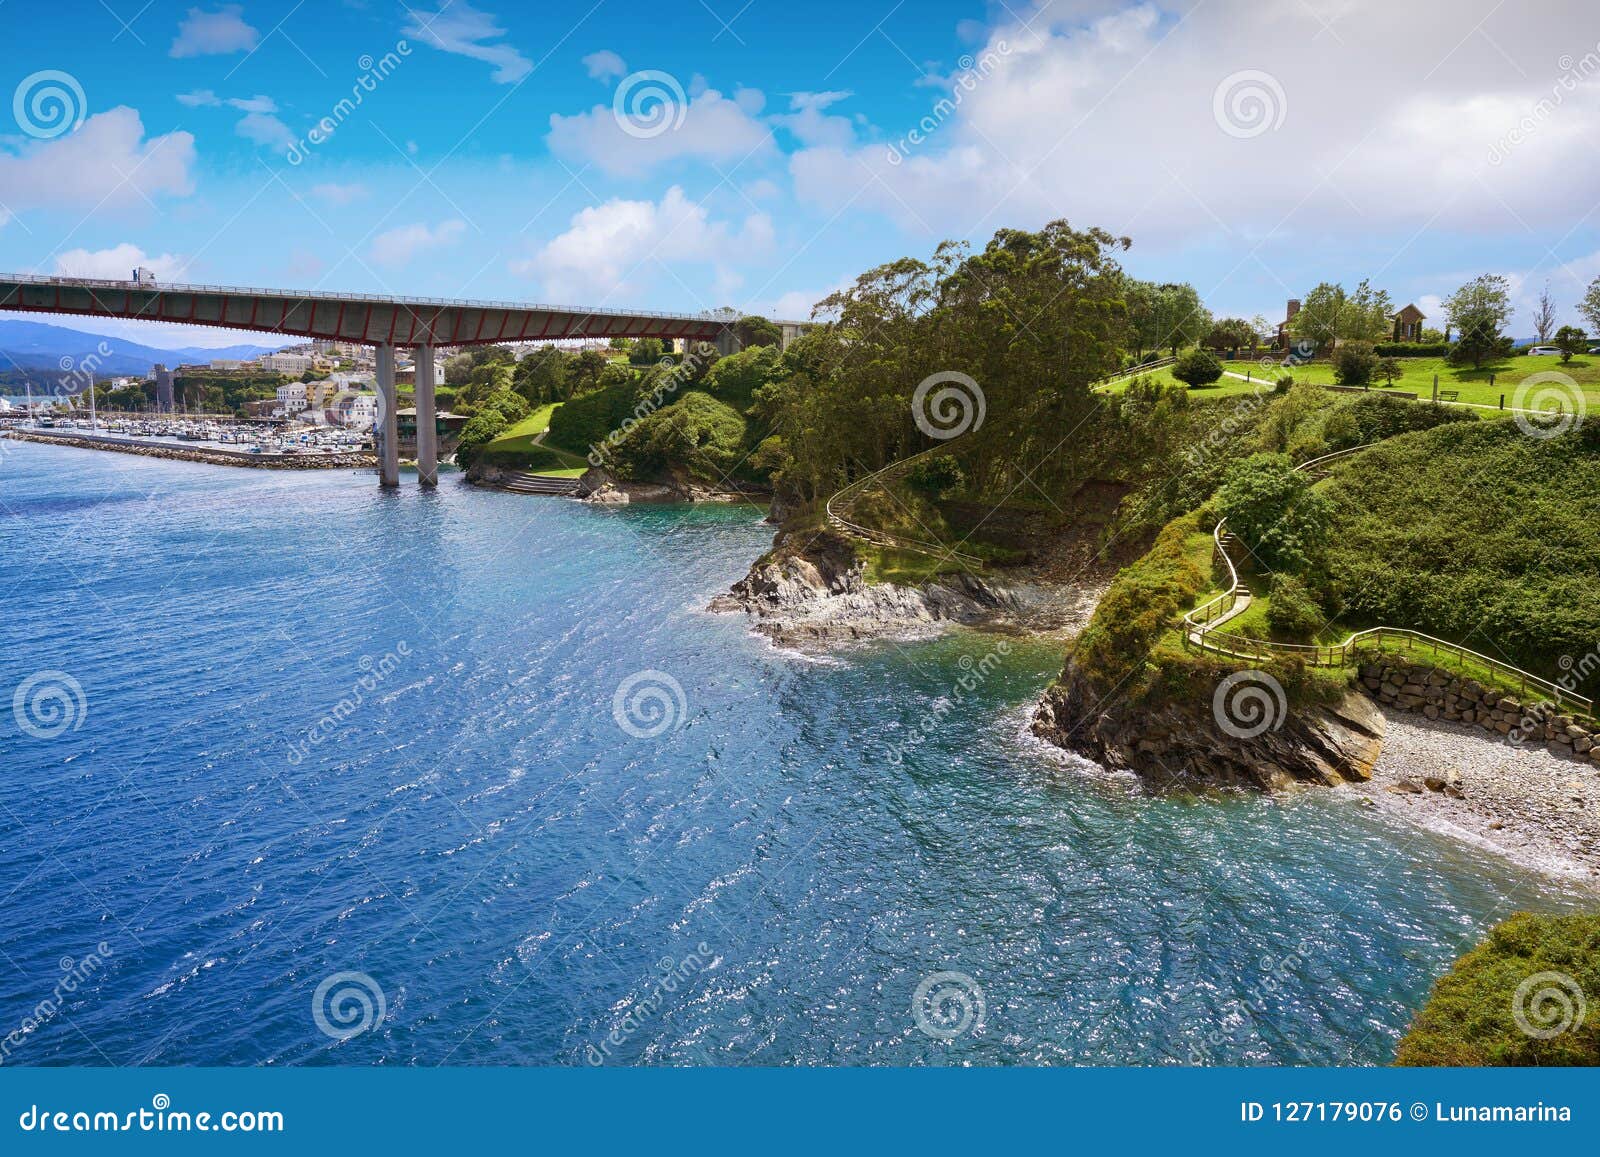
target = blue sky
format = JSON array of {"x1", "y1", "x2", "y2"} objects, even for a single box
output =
[{"x1": 3, "y1": 0, "x2": 1599, "y2": 346}]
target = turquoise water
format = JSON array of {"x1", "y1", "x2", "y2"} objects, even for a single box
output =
[{"x1": 0, "y1": 440, "x2": 1587, "y2": 1066}]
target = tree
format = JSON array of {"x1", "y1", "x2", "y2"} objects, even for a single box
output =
[
  {"x1": 1205, "y1": 317, "x2": 1255, "y2": 351},
  {"x1": 1442, "y1": 274, "x2": 1513, "y2": 368},
  {"x1": 1124, "y1": 279, "x2": 1210, "y2": 356},
  {"x1": 444, "y1": 353, "x2": 475, "y2": 386},
  {"x1": 1580, "y1": 276, "x2": 1600, "y2": 336},
  {"x1": 629, "y1": 337, "x2": 665, "y2": 365},
  {"x1": 1172, "y1": 348, "x2": 1223, "y2": 386},
  {"x1": 1554, "y1": 325, "x2": 1587, "y2": 364},
  {"x1": 1291, "y1": 280, "x2": 1392, "y2": 349},
  {"x1": 1333, "y1": 341, "x2": 1379, "y2": 386},
  {"x1": 1532, "y1": 282, "x2": 1558, "y2": 344},
  {"x1": 1216, "y1": 453, "x2": 1332, "y2": 573},
  {"x1": 1376, "y1": 357, "x2": 1403, "y2": 386},
  {"x1": 513, "y1": 346, "x2": 569, "y2": 404},
  {"x1": 736, "y1": 315, "x2": 783, "y2": 349}
]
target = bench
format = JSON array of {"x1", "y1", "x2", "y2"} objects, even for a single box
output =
[{"x1": 1438, "y1": 390, "x2": 1460, "y2": 403}]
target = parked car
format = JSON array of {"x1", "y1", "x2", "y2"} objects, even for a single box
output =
[{"x1": 1528, "y1": 345, "x2": 1562, "y2": 356}]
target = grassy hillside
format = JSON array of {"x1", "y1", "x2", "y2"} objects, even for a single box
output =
[
  {"x1": 1396, "y1": 912, "x2": 1600, "y2": 1066},
  {"x1": 1316, "y1": 420, "x2": 1600, "y2": 695}
]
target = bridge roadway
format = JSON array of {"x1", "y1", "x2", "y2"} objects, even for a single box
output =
[{"x1": 0, "y1": 273, "x2": 808, "y2": 487}]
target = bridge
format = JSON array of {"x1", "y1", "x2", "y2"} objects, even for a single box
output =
[{"x1": 0, "y1": 272, "x2": 810, "y2": 487}]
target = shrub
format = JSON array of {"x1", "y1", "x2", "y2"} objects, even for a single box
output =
[
  {"x1": 1333, "y1": 341, "x2": 1380, "y2": 386},
  {"x1": 905, "y1": 454, "x2": 965, "y2": 498},
  {"x1": 1215, "y1": 452, "x2": 1331, "y2": 573},
  {"x1": 1070, "y1": 512, "x2": 1210, "y2": 691},
  {"x1": 1373, "y1": 342, "x2": 1452, "y2": 358},
  {"x1": 1172, "y1": 348, "x2": 1223, "y2": 387},
  {"x1": 1265, "y1": 573, "x2": 1324, "y2": 638},
  {"x1": 609, "y1": 390, "x2": 747, "y2": 480},
  {"x1": 454, "y1": 409, "x2": 510, "y2": 468},
  {"x1": 1396, "y1": 913, "x2": 1600, "y2": 1066}
]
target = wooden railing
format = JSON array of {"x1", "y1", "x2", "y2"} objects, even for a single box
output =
[
  {"x1": 824, "y1": 439, "x2": 984, "y2": 568},
  {"x1": 1182, "y1": 444, "x2": 1595, "y2": 716}
]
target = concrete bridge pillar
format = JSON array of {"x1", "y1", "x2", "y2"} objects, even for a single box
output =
[
  {"x1": 715, "y1": 326, "x2": 742, "y2": 358},
  {"x1": 376, "y1": 343, "x2": 399, "y2": 488},
  {"x1": 415, "y1": 343, "x2": 438, "y2": 488}
]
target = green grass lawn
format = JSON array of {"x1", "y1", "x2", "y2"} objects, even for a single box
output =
[
  {"x1": 1240, "y1": 353, "x2": 1600, "y2": 411},
  {"x1": 482, "y1": 402, "x2": 592, "y2": 473},
  {"x1": 486, "y1": 402, "x2": 559, "y2": 450}
]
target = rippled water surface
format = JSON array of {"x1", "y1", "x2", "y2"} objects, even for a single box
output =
[{"x1": 0, "y1": 441, "x2": 1587, "y2": 1066}]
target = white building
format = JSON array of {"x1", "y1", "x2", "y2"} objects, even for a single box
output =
[
  {"x1": 333, "y1": 393, "x2": 378, "y2": 428},
  {"x1": 275, "y1": 381, "x2": 308, "y2": 415},
  {"x1": 260, "y1": 352, "x2": 316, "y2": 375}
]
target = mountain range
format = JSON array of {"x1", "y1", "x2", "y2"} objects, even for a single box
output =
[{"x1": 0, "y1": 319, "x2": 284, "y2": 382}]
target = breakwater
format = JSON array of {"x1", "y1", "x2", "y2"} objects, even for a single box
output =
[{"x1": 2, "y1": 428, "x2": 376, "y2": 470}]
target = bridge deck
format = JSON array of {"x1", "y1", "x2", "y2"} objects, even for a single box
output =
[{"x1": 0, "y1": 273, "x2": 801, "y2": 348}]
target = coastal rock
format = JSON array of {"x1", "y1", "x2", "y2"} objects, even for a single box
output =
[
  {"x1": 1031, "y1": 666, "x2": 1386, "y2": 792},
  {"x1": 709, "y1": 524, "x2": 1086, "y2": 648},
  {"x1": 573, "y1": 464, "x2": 768, "y2": 506}
]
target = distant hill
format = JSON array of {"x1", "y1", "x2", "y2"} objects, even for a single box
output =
[{"x1": 0, "y1": 318, "x2": 285, "y2": 384}]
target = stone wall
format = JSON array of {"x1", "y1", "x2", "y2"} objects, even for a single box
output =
[{"x1": 1359, "y1": 660, "x2": 1600, "y2": 764}]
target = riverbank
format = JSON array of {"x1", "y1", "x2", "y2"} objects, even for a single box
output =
[
  {"x1": 1357, "y1": 710, "x2": 1600, "y2": 881},
  {"x1": 3, "y1": 429, "x2": 376, "y2": 470}
]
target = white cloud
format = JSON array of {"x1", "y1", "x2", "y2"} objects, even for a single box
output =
[
  {"x1": 170, "y1": 5, "x2": 259, "y2": 58},
  {"x1": 514, "y1": 186, "x2": 773, "y2": 302},
  {"x1": 311, "y1": 182, "x2": 368, "y2": 205},
  {"x1": 0, "y1": 108, "x2": 195, "y2": 213},
  {"x1": 235, "y1": 111, "x2": 294, "y2": 148},
  {"x1": 177, "y1": 89, "x2": 220, "y2": 107},
  {"x1": 774, "y1": 91, "x2": 856, "y2": 149},
  {"x1": 403, "y1": 2, "x2": 531, "y2": 84},
  {"x1": 548, "y1": 84, "x2": 773, "y2": 177},
  {"x1": 370, "y1": 219, "x2": 467, "y2": 267},
  {"x1": 789, "y1": 0, "x2": 1600, "y2": 249},
  {"x1": 53, "y1": 244, "x2": 188, "y2": 281},
  {"x1": 583, "y1": 50, "x2": 627, "y2": 81}
]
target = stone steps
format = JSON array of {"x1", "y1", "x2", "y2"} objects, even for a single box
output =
[{"x1": 499, "y1": 471, "x2": 581, "y2": 496}]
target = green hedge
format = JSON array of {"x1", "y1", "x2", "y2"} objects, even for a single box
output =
[{"x1": 1374, "y1": 342, "x2": 1452, "y2": 358}]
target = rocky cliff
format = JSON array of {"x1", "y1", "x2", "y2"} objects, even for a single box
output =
[
  {"x1": 1031, "y1": 661, "x2": 1386, "y2": 790},
  {"x1": 707, "y1": 525, "x2": 1081, "y2": 649}
]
